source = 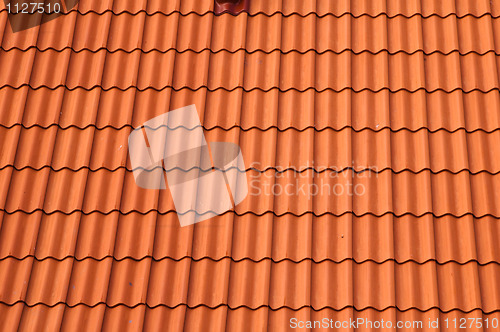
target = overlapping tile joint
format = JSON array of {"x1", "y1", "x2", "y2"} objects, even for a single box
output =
[{"x1": 0, "y1": 0, "x2": 500, "y2": 331}]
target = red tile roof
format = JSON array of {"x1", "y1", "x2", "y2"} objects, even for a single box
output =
[{"x1": 1, "y1": 0, "x2": 500, "y2": 331}]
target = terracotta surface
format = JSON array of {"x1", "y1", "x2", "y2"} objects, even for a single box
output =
[{"x1": 0, "y1": 0, "x2": 500, "y2": 331}]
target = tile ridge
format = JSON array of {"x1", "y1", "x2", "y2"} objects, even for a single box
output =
[
  {"x1": 2, "y1": 122, "x2": 500, "y2": 134},
  {"x1": 0, "y1": 254, "x2": 498, "y2": 266},
  {"x1": 2, "y1": 46, "x2": 499, "y2": 57},
  {"x1": 2, "y1": 164, "x2": 500, "y2": 175},
  {"x1": 0, "y1": 300, "x2": 498, "y2": 314},
  {"x1": 1, "y1": 8, "x2": 499, "y2": 19},
  {"x1": 1, "y1": 208, "x2": 500, "y2": 220},
  {"x1": 1, "y1": 84, "x2": 500, "y2": 94}
]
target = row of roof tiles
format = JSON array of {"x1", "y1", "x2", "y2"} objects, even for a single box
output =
[
  {"x1": 3, "y1": 12, "x2": 500, "y2": 54},
  {"x1": 2, "y1": 88, "x2": 500, "y2": 132},
  {"x1": 1, "y1": 168, "x2": 499, "y2": 216},
  {"x1": 1, "y1": 256, "x2": 499, "y2": 312},
  {"x1": 2, "y1": 304, "x2": 499, "y2": 332},
  {"x1": 2, "y1": 126, "x2": 500, "y2": 173},
  {"x1": 0, "y1": 211, "x2": 499, "y2": 264},
  {"x1": 1, "y1": 50, "x2": 500, "y2": 92},
  {"x1": 4, "y1": 0, "x2": 500, "y2": 17}
]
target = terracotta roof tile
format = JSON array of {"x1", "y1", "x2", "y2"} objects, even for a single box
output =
[
  {"x1": 3, "y1": 88, "x2": 500, "y2": 132},
  {"x1": 3, "y1": 50, "x2": 500, "y2": 93},
  {"x1": 1, "y1": 0, "x2": 500, "y2": 330},
  {"x1": 1, "y1": 256, "x2": 500, "y2": 313},
  {"x1": 1, "y1": 212, "x2": 500, "y2": 266},
  {"x1": 5, "y1": 168, "x2": 498, "y2": 216},
  {"x1": 3, "y1": 303, "x2": 500, "y2": 332}
]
